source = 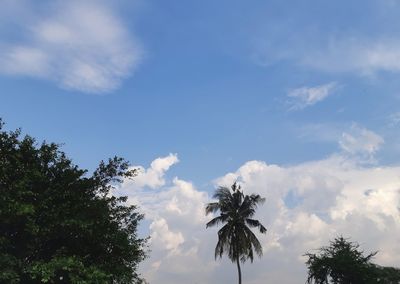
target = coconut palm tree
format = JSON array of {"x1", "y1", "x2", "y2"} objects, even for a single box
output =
[{"x1": 205, "y1": 182, "x2": 267, "y2": 284}]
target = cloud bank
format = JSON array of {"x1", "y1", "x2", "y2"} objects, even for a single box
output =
[
  {"x1": 116, "y1": 130, "x2": 400, "y2": 283},
  {"x1": 0, "y1": 1, "x2": 141, "y2": 93}
]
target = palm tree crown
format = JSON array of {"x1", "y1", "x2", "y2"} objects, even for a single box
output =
[{"x1": 205, "y1": 182, "x2": 267, "y2": 284}]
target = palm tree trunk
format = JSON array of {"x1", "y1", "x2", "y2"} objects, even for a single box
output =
[{"x1": 236, "y1": 257, "x2": 242, "y2": 284}]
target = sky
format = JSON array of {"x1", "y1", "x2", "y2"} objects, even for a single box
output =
[{"x1": 1, "y1": 0, "x2": 400, "y2": 283}]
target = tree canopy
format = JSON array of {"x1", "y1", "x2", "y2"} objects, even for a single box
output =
[
  {"x1": 206, "y1": 182, "x2": 267, "y2": 284},
  {"x1": 305, "y1": 236, "x2": 400, "y2": 284},
  {"x1": 0, "y1": 120, "x2": 147, "y2": 283}
]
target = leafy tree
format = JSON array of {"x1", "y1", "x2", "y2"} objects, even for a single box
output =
[
  {"x1": 205, "y1": 182, "x2": 267, "y2": 284},
  {"x1": 0, "y1": 120, "x2": 148, "y2": 283},
  {"x1": 372, "y1": 265, "x2": 400, "y2": 283},
  {"x1": 305, "y1": 236, "x2": 400, "y2": 284}
]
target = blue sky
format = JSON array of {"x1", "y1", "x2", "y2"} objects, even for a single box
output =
[
  {"x1": 2, "y1": 0, "x2": 400, "y2": 283},
  {"x1": 2, "y1": 0, "x2": 400, "y2": 180}
]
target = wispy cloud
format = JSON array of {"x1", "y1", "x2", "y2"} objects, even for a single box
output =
[
  {"x1": 287, "y1": 82, "x2": 337, "y2": 110},
  {"x1": 339, "y1": 123, "x2": 385, "y2": 164},
  {"x1": 302, "y1": 38, "x2": 400, "y2": 75},
  {"x1": 297, "y1": 122, "x2": 384, "y2": 162},
  {"x1": 388, "y1": 112, "x2": 400, "y2": 127},
  {"x1": 0, "y1": 1, "x2": 141, "y2": 94},
  {"x1": 339, "y1": 124, "x2": 384, "y2": 159},
  {"x1": 256, "y1": 35, "x2": 400, "y2": 77}
]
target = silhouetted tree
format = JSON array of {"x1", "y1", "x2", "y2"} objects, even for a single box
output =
[
  {"x1": 206, "y1": 182, "x2": 267, "y2": 284},
  {"x1": 305, "y1": 236, "x2": 400, "y2": 284},
  {"x1": 0, "y1": 120, "x2": 148, "y2": 283}
]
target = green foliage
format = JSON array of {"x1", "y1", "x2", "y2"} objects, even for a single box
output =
[
  {"x1": 206, "y1": 182, "x2": 266, "y2": 284},
  {"x1": 373, "y1": 265, "x2": 400, "y2": 283},
  {"x1": 0, "y1": 120, "x2": 147, "y2": 283},
  {"x1": 26, "y1": 256, "x2": 110, "y2": 283},
  {"x1": 305, "y1": 236, "x2": 400, "y2": 284}
]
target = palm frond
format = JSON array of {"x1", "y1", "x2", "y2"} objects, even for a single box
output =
[
  {"x1": 215, "y1": 223, "x2": 233, "y2": 259},
  {"x1": 244, "y1": 226, "x2": 263, "y2": 259},
  {"x1": 206, "y1": 214, "x2": 229, "y2": 228},
  {"x1": 205, "y1": 202, "x2": 220, "y2": 215},
  {"x1": 249, "y1": 194, "x2": 266, "y2": 206},
  {"x1": 238, "y1": 194, "x2": 265, "y2": 218},
  {"x1": 213, "y1": 186, "x2": 232, "y2": 201},
  {"x1": 246, "y1": 218, "x2": 267, "y2": 233}
]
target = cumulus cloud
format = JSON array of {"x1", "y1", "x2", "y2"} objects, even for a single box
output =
[
  {"x1": 214, "y1": 156, "x2": 400, "y2": 282},
  {"x1": 115, "y1": 148, "x2": 400, "y2": 283},
  {"x1": 115, "y1": 155, "x2": 214, "y2": 283},
  {"x1": 0, "y1": 1, "x2": 141, "y2": 93},
  {"x1": 287, "y1": 82, "x2": 337, "y2": 110},
  {"x1": 132, "y1": 153, "x2": 179, "y2": 189},
  {"x1": 150, "y1": 218, "x2": 185, "y2": 254}
]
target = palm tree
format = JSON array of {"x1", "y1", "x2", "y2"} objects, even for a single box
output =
[{"x1": 205, "y1": 182, "x2": 267, "y2": 284}]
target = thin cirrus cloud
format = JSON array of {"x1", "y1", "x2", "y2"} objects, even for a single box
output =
[
  {"x1": 0, "y1": 1, "x2": 141, "y2": 94},
  {"x1": 301, "y1": 38, "x2": 400, "y2": 75},
  {"x1": 339, "y1": 124, "x2": 384, "y2": 157},
  {"x1": 298, "y1": 122, "x2": 384, "y2": 161},
  {"x1": 287, "y1": 82, "x2": 337, "y2": 110},
  {"x1": 257, "y1": 36, "x2": 400, "y2": 76},
  {"x1": 116, "y1": 126, "x2": 400, "y2": 283}
]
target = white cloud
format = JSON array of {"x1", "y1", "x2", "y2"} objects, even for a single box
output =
[
  {"x1": 254, "y1": 34, "x2": 400, "y2": 77},
  {"x1": 0, "y1": 1, "x2": 141, "y2": 93},
  {"x1": 115, "y1": 149, "x2": 400, "y2": 284},
  {"x1": 130, "y1": 153, "x2": 179, "y2": 189},
  {"x1": 0, "y1": 47, "x2": 50, "y2": 77},
  {"x1": 115, "y1": 155, "x2": 214, "y2": 283},
  {"x1": 150, "y1": 218, "x2": 185, "y2": 254},
  {"x1": 296, "y1": 123, "x2": 384, "y2": 162},
  {"x1": 215, "y1": 156, "x2": 400, "y2": 278},
  {"x1": 287, "y1": 82, "x2": 337, "y2": 110},
  {"x1": 339, "y1": 124, "x2": 384, "y2": 158},
  {"x1": 302, "y1": 38, "x2": 400, "y2": 75}
]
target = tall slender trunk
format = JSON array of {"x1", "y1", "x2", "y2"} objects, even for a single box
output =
[{"x1": 236, "y1": 257, "x2": 242, "y2": 284}]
